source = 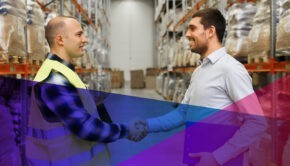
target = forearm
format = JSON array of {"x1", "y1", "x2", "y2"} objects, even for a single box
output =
[
  {"x1": 71, "y1": 117, "x2": 128, "y2": 142},
  {"x1": 146, "y1": 105, "x2": 186, "y2": 132},
  {"x1": 40, "y1": 83, "x2": 128, "y2": 143},
  {"x1": 212, "y1": 113, "x2": 267, "y2": 165}
]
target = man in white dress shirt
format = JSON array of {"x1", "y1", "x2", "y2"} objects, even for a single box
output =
[{"x1": 131, "y1": 8, "x2": 268, "y2": 166}]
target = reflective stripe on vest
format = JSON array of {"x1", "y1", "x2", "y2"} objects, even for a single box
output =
[
  {"x1": 27, "y1": 125, "x2": 70, "y2": 140},
  {"x1": 26, "y1": 58, "x2": 110, "y2": 165},
  {"x1": 27, "y1": 148, "x2": 110, "y2": 166}
]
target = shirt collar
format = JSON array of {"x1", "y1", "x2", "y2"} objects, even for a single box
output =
[
  {"x1": 47, "y1": 53, "x2": 75, "y2": 71},
  {"x1": 201, "y1": 47, "x2": 226, "y2": 65}
]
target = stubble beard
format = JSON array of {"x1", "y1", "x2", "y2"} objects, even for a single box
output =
[{"x1": 191, "y1": 45, "x2": 207, "y2": 57}]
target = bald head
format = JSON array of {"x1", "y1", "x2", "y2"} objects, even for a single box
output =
[{"x1": 45, "y1": 16, "x2": 77, "y2": 47}]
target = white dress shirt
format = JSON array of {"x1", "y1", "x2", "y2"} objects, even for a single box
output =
[{"x1": 147, "y1": 47, "x2": 267, "y2": 165}]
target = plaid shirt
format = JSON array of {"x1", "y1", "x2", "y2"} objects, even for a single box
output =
[{"x1": 34, "y1": 54, "x2": 128, "y2": 142}]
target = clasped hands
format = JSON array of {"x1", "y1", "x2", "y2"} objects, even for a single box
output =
[
  {"x1": 127, "y1": 119, "x2": 148, "y2": 142},
  {"x1": 126, "y1": 120, "x2": 219, "y2": 166}
]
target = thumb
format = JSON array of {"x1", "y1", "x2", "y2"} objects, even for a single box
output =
[{"x1": 188, "y1": 152, "x2": 203, "y2": 158}]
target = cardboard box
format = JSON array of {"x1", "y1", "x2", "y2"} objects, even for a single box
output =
[
  {"x1": 111, "y1": 70, "x2": 124, "y2": 89},
  {"x1": 145, "y1": 76, "x2": 156, "y2": 89},
  {"x1": 130, "y1": 70, "x2": 144, "y2": 89},
  {"x1": 146, "y1": 68, "x2": 160, "y2": 76}
]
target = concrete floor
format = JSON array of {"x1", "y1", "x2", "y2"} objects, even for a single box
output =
[{"x1": 112, "y1": 83, "x2": 164, "y2": 101}]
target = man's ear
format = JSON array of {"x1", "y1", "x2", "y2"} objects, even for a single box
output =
[
  {"x1": 55, "y1": 34, "x2": 64, "y2": 46},
  {"x1": 207, "y1": 26, "x2": 215, "y2": 38}
]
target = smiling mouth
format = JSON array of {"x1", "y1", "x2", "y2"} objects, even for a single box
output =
[
  {"x1": 188, "y1": 38, "x2": 195, "y2": 42},
  {"x1": 79, "y1": 47, "x2": 85, "y2": 52}
]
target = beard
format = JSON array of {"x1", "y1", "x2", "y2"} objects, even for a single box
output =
[{"x1": 191, "y1": 44, "x2": 208, "y2": 56}]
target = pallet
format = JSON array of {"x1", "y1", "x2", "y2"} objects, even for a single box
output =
[
  {"x1": 28, "y1": 59, "x2": 43, "y2": 65},
  {"x1": 0, "y1": 55, "x2": 27, "y2": 64},
  {"x1": 18, "y1": 56, "x2": 28, "y2": 64},
  {"x1": 248, "y1": 56, "x2": 269, "y2": 64}
]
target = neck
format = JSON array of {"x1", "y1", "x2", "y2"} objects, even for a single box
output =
[
  {"x1": 50, "y1": 48, "x2": 71, "y2": 62},
  {"x1": 201, "y1": 42, "x2": 223, "y2": 59}
]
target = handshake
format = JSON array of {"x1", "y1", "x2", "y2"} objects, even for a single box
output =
[{"x1": 127, "y1": 119, "x2": 148, "y2": 142}]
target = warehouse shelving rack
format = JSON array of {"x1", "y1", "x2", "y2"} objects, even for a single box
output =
[
  {"x1": 155, "y1": 0, "x2": 290, "y2": 77},
  {"x1": 155, "y1": 0, "x2": 290, "y2": 74},
  {"x1": 0, "y1": 1, "x2": 112, "y2": 165},
  {"x1": 0, "y1": 0, "x2": 111, "y2": 77}
]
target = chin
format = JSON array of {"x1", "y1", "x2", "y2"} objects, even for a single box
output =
[{"x1": 191, "y1": 49, "x2": 199, "y2": 54}]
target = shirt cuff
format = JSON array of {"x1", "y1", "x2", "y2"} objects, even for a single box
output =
[
  {"x1": 120, "y1": 123, "x2": 129, "y2": 138},
  {"x1": 146, "y1": 118, "x2": 159, "y2": 133}
]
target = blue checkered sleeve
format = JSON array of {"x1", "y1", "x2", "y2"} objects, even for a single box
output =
[{"x1": 34, "y1": 72, "x2": 128, "y2": 142}]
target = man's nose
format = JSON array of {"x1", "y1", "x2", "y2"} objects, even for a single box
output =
[
  {"x1": 185, "y1": 30, "x2": 190, "y2": 39},
  {"x1": 83, "y1": 36, "x2": 88, "y2": 44}
]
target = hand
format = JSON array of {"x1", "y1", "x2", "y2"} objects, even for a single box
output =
[
  {"x1": 127, "y1": 119, "x2": 148, "y2": 142},
  {"x1": 188, "y1": 152, "x2": 219, "y2": 166}
]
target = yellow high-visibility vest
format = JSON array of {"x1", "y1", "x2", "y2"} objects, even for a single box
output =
[{"x1": 26, "y1": 59, "x2": 110, "y2": 166}]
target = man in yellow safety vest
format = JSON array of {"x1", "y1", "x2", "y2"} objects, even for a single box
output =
[{"x1": 26, "y1": 16, "x2": 145, "y2": 166}]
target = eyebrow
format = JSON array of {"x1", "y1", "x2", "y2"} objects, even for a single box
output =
[
  {"x1": 75, "y1": 30, "x2": 83, "y2": 35},
  {"x1": 188, "y1": 24, "x2": 196, "y2": 29}
]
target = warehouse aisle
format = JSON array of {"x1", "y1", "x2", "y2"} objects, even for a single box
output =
[{"x1": 112, "y1": 83, "x2": 164, "y2": 101}]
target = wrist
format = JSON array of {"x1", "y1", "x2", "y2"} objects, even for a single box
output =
[{"x1": 121, "y1": 123, "x2": 129, "y2": 138}]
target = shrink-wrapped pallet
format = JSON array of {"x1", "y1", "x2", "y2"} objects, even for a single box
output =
[
  {"x1": 248, "y1": 21, "x2": 270, "y2": 62},
  {"x1": 276, "y1": 0, "x2": 290, "y2": 57},
  {"x1": 0, "y1": 0, "x2": 26, "y2": 62},
  {"x1": 247, "y1": 0, "x2": 271, "y2": 63},
  {"x1": 162, "y1": 76, "x2": 169, "y2": 97},
  {"x1": 224, "y1": 3, "x2": 256, "y2": 58},
  {"x1": 0, "y1": 0, "x2": 26, "y2": 16},
  {"x1": 182, "y1": 50, "x2": 191, "y2": 67},
  {"x1": 0, "y1": 14, "x2": 26, "y2": 62},
  {"x1": 190, "y1": 53, "x2": 200, "y2": 66},
  {"x1": 27, "y1": 0, "x2": 45, "y2": 25},
  {"x1": 174, "y1": 41, "x2": 182, "y2": 67},
  {"x1": 276, "y1": 11, "x2": 290, "y2": 57},
  {"x1": 27, "y1": 25, "x2": 46, "y2": 61},
  {"x1": 27, "y1": 0, "x2": 46, "y2": 62},
  {"x1": 167, "y1": 77, "x2": 176, "y2": 100},
  {"x1": 81, "y1": 50, "x2": 91, "y2": 69},
  {"x1": 172, "y1": 79, "x2": 185, "y2": 103},
  {"x1": 168, "y1": 46, "x2": 175, "y2": 67}
]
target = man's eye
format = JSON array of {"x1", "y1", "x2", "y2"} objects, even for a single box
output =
[{"x1": 187, "y1": 27, "x2": 194, "y2": 31}]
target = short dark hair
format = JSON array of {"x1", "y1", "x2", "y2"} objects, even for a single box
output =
[
  {"x1": 45, "y1": 16, "x2": 77, "y2": 47},
  {"x1": 192, "y1": 8, "x2": 226, "y2": 43}
]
